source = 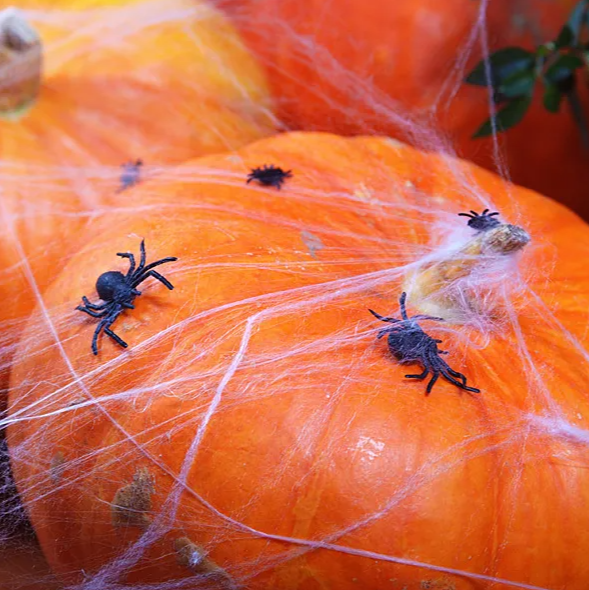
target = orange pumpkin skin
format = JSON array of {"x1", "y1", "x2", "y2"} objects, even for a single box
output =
[
  {"x1": 0, "y1": 0, "x2": 274, "y2": 364},
  {"x1": 2, "y1": 0, "x2": 274, "y2": 165},
  {"x1": 7, "y1": 133, "x2": 589, "y2": 589},
  {"x1": 218, "y1": 0, "x2": 589, "y2": 218}
]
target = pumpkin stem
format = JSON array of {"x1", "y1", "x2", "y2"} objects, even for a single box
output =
[
  {"x1": 0, "y1": 8, "x2": 42, "y2": 118},
  {"x1": 404, "y1": 222, "x2": 531, "y2": 322}
]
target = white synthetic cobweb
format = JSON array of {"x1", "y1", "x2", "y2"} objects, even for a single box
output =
[{"x1": 1, "y1": 1, "x2": 589, "y2": 590}]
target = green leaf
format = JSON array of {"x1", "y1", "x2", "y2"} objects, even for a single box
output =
[
  {"x1": 565, "y1": 88, "x2": 589, "y2": 149},
  {"x1": 555, "y1": 24, "x2": 574, "y2": 49},
  {"x1": 473, "y1": 96, "x2": 533, "y2": 138},
  {"x1": 499, "y1": 69, "x2": 536, "y2": 98},
  {"x1": 537, "y1": 43, "x2": 555, "y2": 58},
  {"x1": 566, "y1": 0, "x2": 589, "y2": 43},
  {"x1": 466, "y1": 47, "x2": 534, "y2": 87},
  {"x1": 543, "y1": 84, "x2": 563, "y2": 112},
  {"x1": 545, "y1": 54, "x2": 583, "y2": 85},
  {"x1": 466, "y1": 60, "x2": 492, "y2": 87}
]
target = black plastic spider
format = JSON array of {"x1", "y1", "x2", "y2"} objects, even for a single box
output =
[
  {"x1": 118, "y1": 159, "x2": 143, "y2": 192},
  {"x1": 458, "y1": 209, "x2": 501, "y2": 232},
  {"x1": 246, "y1": 164, "x2": 292, "y2": 189},
  {"x1": 76, "y1": 240, "x2": 177, "y2": 355},
  {"x1": 369, "y1": 292, "x2": 480, "y2": 395}
]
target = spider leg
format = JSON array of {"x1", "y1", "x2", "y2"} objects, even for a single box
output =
[
  {"x1": 137, "y1": 270, "x2": 174, "y2": 290},
  {"x1": 445, "y1": 366, "x2": 467, "y2": 385},
  {"x1": 398, "y1": 292, "x2": 409, "y2": 321},
  {"x1": 131, "y1": 257, "x2": 178, "y2": 284},
  {"x1": 425, "y1": 372, "x2": 439, "y2": 395},
  {"x1": 470, "y1": 210, "x2": 479, "y2": 216},
  {"x1": 423, "y1": 348, "x2": 446, "y2": 394},
  {"x1": 481, "y1": 208, "x2": 489, "y2": 215},
  {"x1": 446, "y1": 367, "x2": 479, "y2": 392},
  {"x1": 91, "y1": 319, "x2": 109, "y2": 355},
  {"x1": 135, "y1": 239, "x2": 147, "y2": 274},
  {"x1": 104, "y1": 326, "x2": 128, "y2": 350},
  {"x1": 82, "y1": 296, "x2": 107, "y2": 310},
  {"x1": 420, "y1": 347, "x2": 480, "y2": 394},
  {"x1": 458, "y1": 212, "x2": 475, "y2": 219},
  {"x1": 439, "y1": 367, "x2": 480, "y2": 393},
  {"x1": 432, "y1": 339, "x2": 449, "y2": 354},
  {"x1": 438, "y1": 366, "x2": 466, "y2": 387},
  {"x1": 121, "y1": 302, "x2": 135, "y2": 309},
  {"x1": 405, "y1": 368, "x2": 429, "y2": 380},
  {"x1": 77, "y1": 306, "x2": 107, "y2": 319},
  {"x1": 461, "y1": 383, "x2": 480, "y2": 394},
  {"x1": 488, "y1": 211, "x2": 500, "y2": 217},
  {"x1": 368, "y1": 309, "x2": 400, "y2": 324},
  {"x1": 117, "y1": 251, "x2": 136, "y2": 276}
]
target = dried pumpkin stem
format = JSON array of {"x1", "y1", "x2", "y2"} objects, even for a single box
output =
[
  {"x1": 0, "y1": 8, "x2": 42, "y2": 117},
  {"x1": 404, "y1": 223, "x2": 530, "y2": 322}
]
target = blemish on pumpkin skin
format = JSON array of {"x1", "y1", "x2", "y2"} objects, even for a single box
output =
[
  {"x1": 420, "y1": 577, "x2": 456, "y2": 590},
  {"x1": 301, "y1": 230, "x2": 324, "y2": 258},
  {"x1": 120, "y1": 318, "x2": 144, "y2": 333},
  {"x1": 50, "y1": 451, "x2": 66, "y2": 484},
  {"x1": 174, "y1": 537, "x2": 237, "y2": 589},
  {"x1": 275, "y1": 561, "x2": 328, "y2": 589},
  {"x1": 111, "y1": 467, "x2": 155, "y2": 528}
]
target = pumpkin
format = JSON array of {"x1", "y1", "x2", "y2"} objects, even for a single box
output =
[
  {"x1": 0, "y1": 0, "x2": 274, "y2": 164},
  {"x1": 0, "y1": 0, "x2": 274, "y2": 374},
  {"x1": 7, "y1": 132, "x2": 589, "y2": 589},
  {"x1": 218, "y1": 0, "x2": 589, "y2": 219}
]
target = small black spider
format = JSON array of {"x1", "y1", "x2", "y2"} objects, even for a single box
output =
[
  {"x1": 246, "y1": 164, "x2": 292, "y2": 190},
  {"x1": 76, "y1": 240, "x2": 177, "y2": 355},
  {"x1": 118, "y1": 159, "x2": 143, "y2": 192},
  {"x1": 369, "y1": 292, "x2": 480, "y2": 395},
  {"x1": 458, "y1": 209, "x2": 501, "y2": 232}
]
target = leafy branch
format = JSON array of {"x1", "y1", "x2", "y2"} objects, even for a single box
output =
[{"x1": 465, "y1": 0, "x2": 589, "y2": 143}]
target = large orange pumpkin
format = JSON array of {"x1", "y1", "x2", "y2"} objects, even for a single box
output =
[
  {"x1": 7, "y1": 132, "x2": 589, "y2": 589},
  {"x1": 0, "y1": 0, "x2": 274, "y2": 372},
  {"x1": 218, "y1": 0, "x2": 589, "y2": 218}
]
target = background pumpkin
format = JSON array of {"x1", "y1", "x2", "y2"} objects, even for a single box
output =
[
  {"x1": 0, "y1": 0, "x2": 275, "y2": 376},
  {"x1": 1, "y1": 0, "x2": 274, "y2": 164},
  {"x1": 6, "y1": 132, "x2": 589, "y2": 589},
  {"x1": 217, "y1": 0, "x2": 589, "y2": 219}
]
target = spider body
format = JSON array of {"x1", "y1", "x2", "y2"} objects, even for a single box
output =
[
  {"x1": 369, "y1": 292, "x2": 480, "y2": 395},
  {"x1": 76, "y1": 240, "x2": 177, "y2": 355},
  {"x1": 458, "y1": 209, "x2": 500, "y2": 231},
  {"x1": 246, "y1": 164, "x2": 292, "y2": 189},
  {"x1": 118, "y1": 159, "x2": 143, "y2": 192}
]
